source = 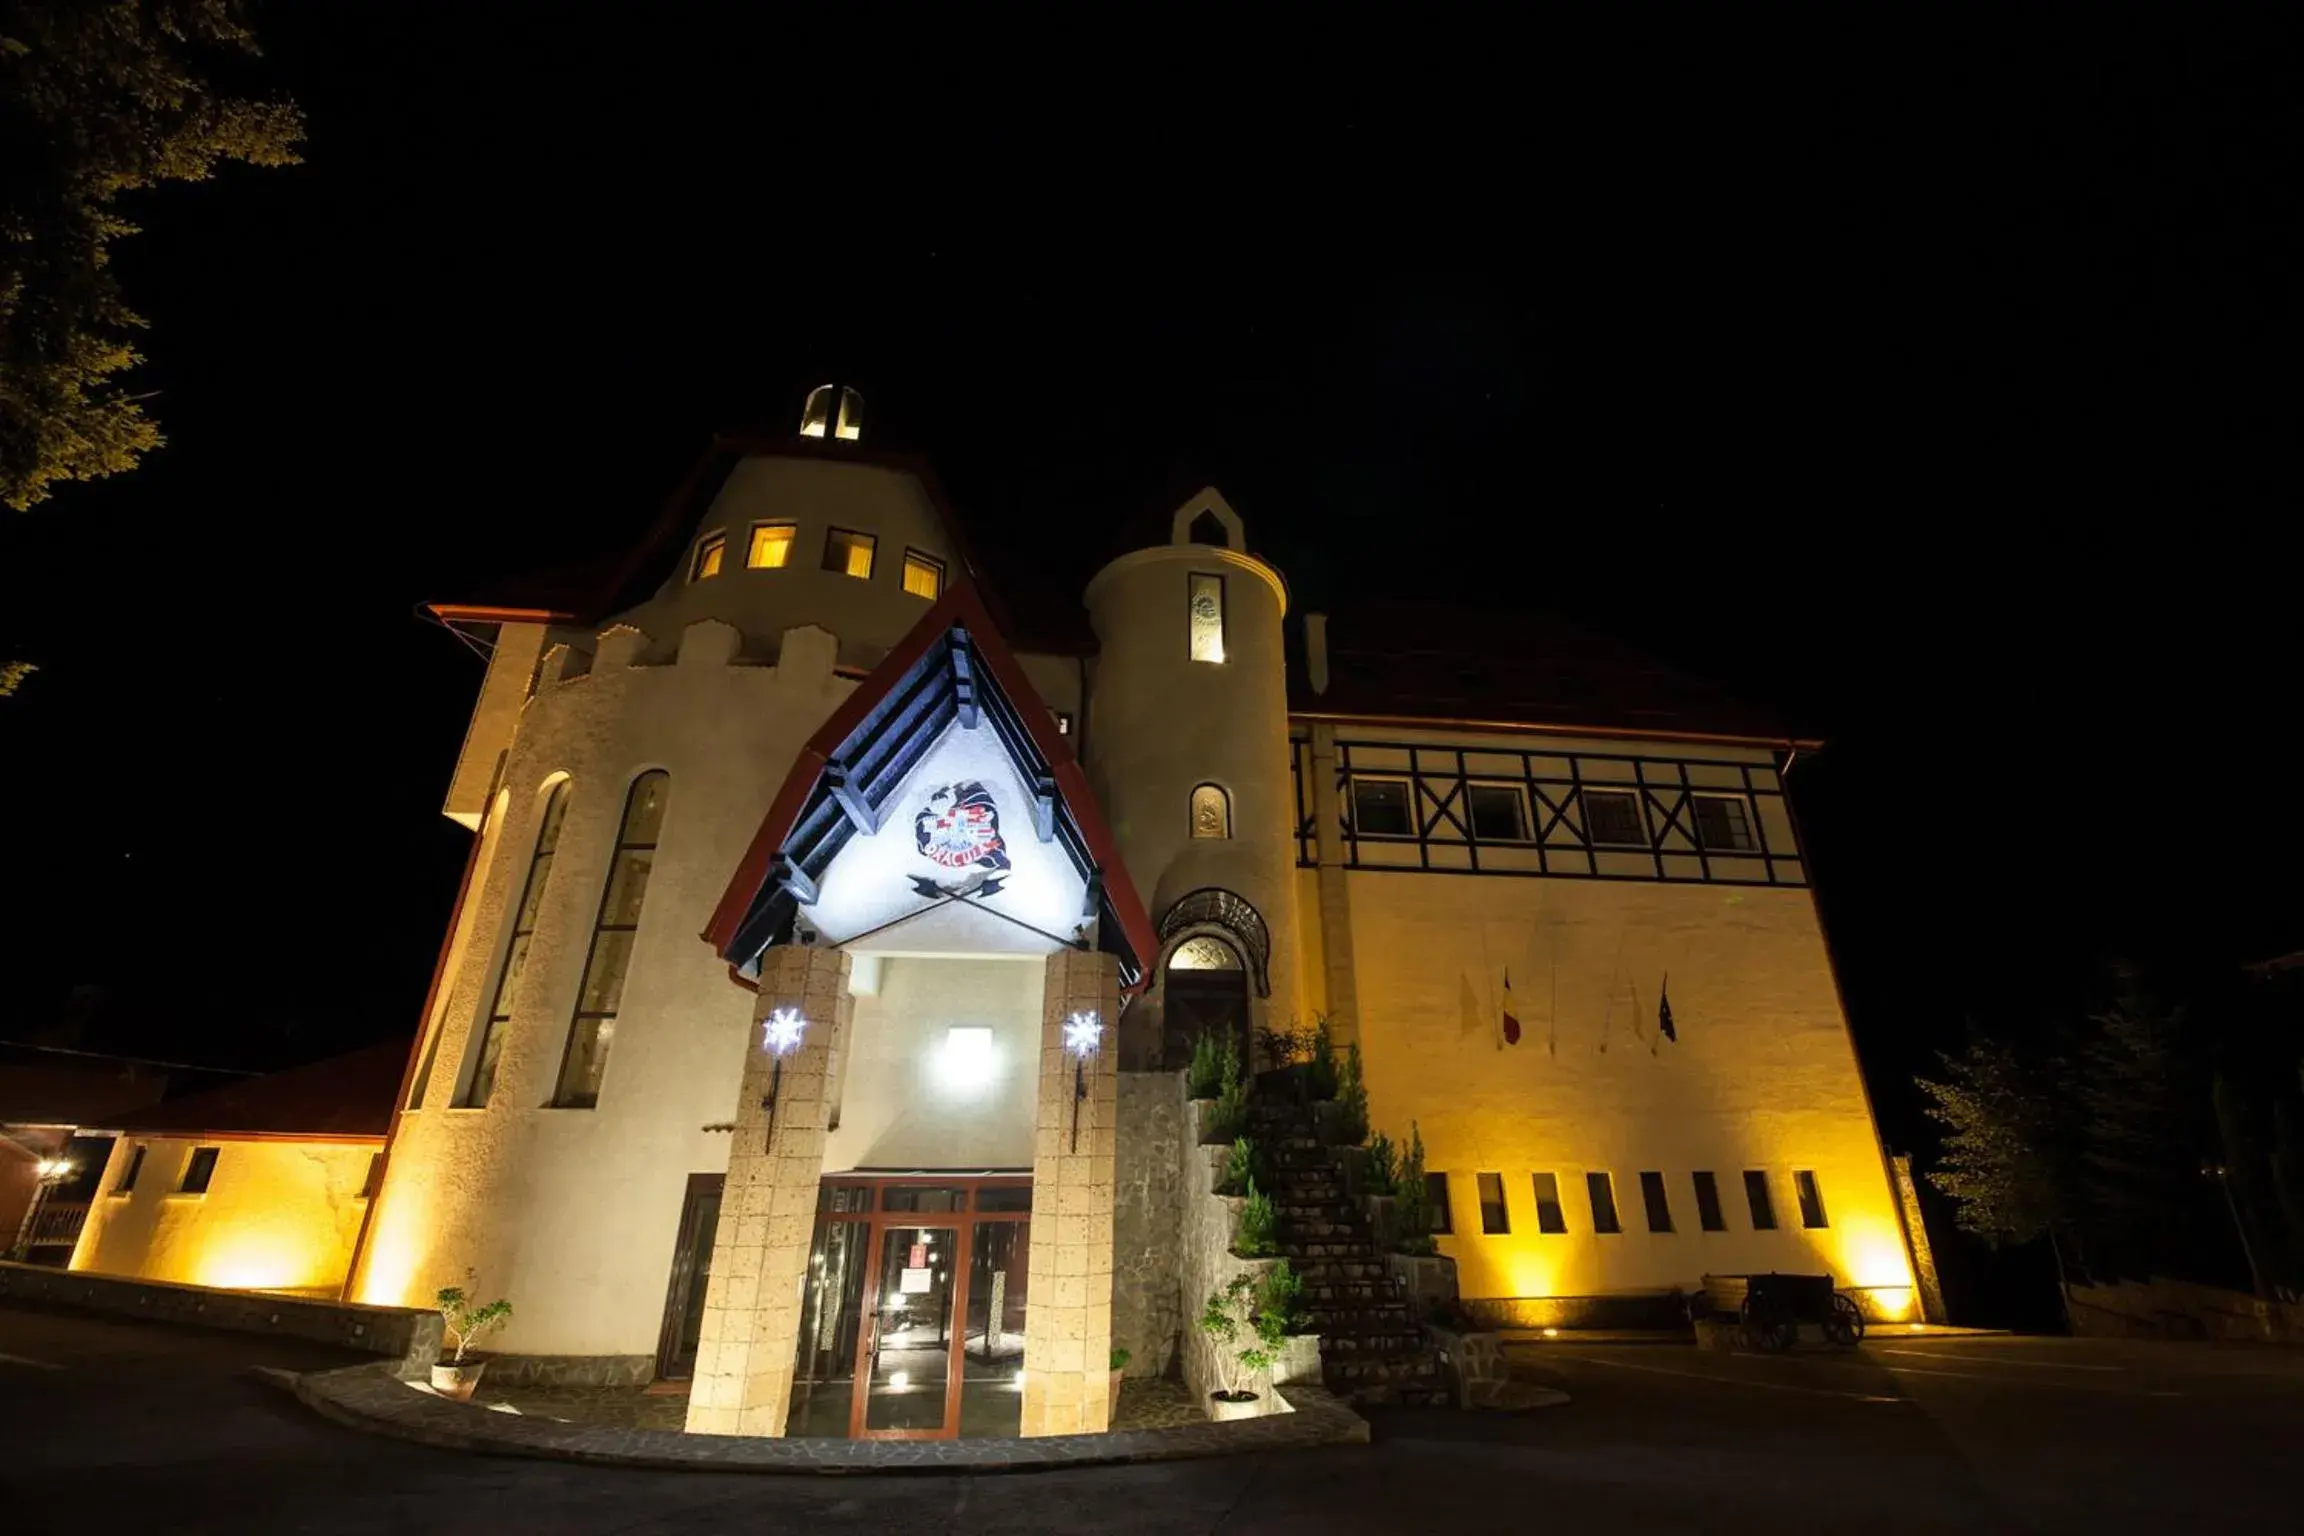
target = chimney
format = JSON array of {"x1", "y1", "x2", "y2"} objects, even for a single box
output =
[{"x1": 1305, "y1": 612, "x2": 1330, "y2": 696}]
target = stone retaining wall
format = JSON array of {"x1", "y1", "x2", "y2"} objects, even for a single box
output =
[
  {"x1": 0, "y1": 1259, "x2": 439, "y2": 1372},
  {"x1": 2066, "y1": 1276, "x2": 2304, "y2": 1344},
  {"x1": 1113, "y1": 1071, "x2": 1185, "y2": 1378},
  {"x1": 1176, "y1": 1098, "x2": 1320, "y2": 1416}
]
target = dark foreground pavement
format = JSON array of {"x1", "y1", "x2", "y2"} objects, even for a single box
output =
[{"x1": 4, "y1": 1302, "x2": 2299, "y2": 1534}]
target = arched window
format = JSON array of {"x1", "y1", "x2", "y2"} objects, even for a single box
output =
[
  {"x1": 799, "y1": 383, "x2": 866, "y2": 442},
  {"x1": 1190, "y1": 783, "x2": 1231, "y2": 840},
  {"x1": 552, "y1": 771, "x2": 670, "y2": 1108},
  {"x1": 457, "y1": 781, "x2": 570, "y2": 1108}
]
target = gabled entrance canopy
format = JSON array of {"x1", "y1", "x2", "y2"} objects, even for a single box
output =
[{"x1": 704, "y1": 584, "x2": 1155, "y2": 988}]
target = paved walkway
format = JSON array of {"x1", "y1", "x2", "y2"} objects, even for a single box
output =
[{"x1": 484, "y1": 1374, "x2": 1203, "y2": 1433}]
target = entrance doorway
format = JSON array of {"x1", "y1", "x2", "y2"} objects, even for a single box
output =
[
  {"x1": 1162, "y1": 934, "x2": 1250, "y2": 1069},
  {"x1": 785, "y1": 1175, "x2": 1032, "y2": 1440},
  {"x1": 654, "y1": 1173, "x2": 723, "y2": 1381}
]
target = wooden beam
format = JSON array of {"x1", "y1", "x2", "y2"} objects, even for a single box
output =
[
  {"x1": 822, "y1": 761, "x2": 876, "y2": 834},
  {"x1": 771, "y1": 856, "x2": 819, "y2": 906}
]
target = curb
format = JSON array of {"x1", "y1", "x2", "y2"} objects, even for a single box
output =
[{"x1": 270, "y1": 1363, "x2": 1371, "y2": 1475}]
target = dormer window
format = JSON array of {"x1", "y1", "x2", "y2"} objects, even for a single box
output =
[
  {"x1": 823, "y1": 527, "x2": 876, "y2": 580},
  {"x1": 691, "y1": 532, "x2": 726, "y2": 581},
  {"x1": 747, "y1": 523, "x2": 795, "y2": 569},
  {"x1": 799, "y1": 384, "x2": 865, "y2": 442},
  {"x1": 902, "y1": 549, "x2": 944, "y2": 600}
]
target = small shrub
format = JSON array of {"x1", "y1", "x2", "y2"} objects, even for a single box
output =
[
  {"x1": 1111, "y1": 1346, "x2": 1132, "y2": 1372},
  {"x1": 1204, "y1": 1041, "x2": 1249, "y2": 1143},
  {"x1": 1392, "y1": 1121, "x2": 1437, "y2": 1256},
  {"x1": 1234, "y1": 1177, "x2": 1280, "y2": 1257},
  {"x1": 1186, "y1": 1031, "x2": 1224, "y2": 1099},
  {"x1": 1257, "y1": 1258, "x2": 1308, "y2": 1335},
  {"x1": 1220, "y1": 1135, "x2": 1257, "y2": 1196},
  {"x1": 1306, "y1": 1020, "x2": 1339, "y2": 1101},
  {"x1": 1200, "y1": 1273, "x2": 1282, "y2": 1400},
  {"x1": 1366, "y1": 1131, "x2": 1399, "y2": 1196},
  {"x1": 1330, "y1": 1042, "x2": 1369, "y2": 1145},
  {"x1": 436, "y1": 1279, "x2": 513, "y2": 1363}
]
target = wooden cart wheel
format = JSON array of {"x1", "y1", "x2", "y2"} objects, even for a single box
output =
[
  {"x1": 1740, "y1": 1299, "x2": 1795, "y2": 1353},
  {"x1": 1823, "y1": 1293, "x2": 1865, "y2": 1347}
]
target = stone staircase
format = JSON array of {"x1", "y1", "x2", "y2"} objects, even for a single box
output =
[{"x1": 1250, "y1": 1099, "x2": 1449, "y2": 1406}]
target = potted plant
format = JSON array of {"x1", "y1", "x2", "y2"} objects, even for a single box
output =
[
  {"x1": 431, "y1": 1280, "x2": 513, "y2": 1402},
  {"x1": 1108, "y1": 1345, "x2": 1130, "y2": 1421},
  {"x1": 1199, "y1": 1272, "x2": 1287, "y2": 1421}
]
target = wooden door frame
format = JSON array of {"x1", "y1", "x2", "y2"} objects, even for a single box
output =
[{"x1": 653, "y1": 1172, "x2": 724, "y2": 1381}]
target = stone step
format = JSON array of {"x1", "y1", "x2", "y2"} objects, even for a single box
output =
[
  {"x1": 1293, "y1": 1261, "x2": 1389, "y2": 1283},
  {"x1": 1306, "y1": 1303, "x2": 1416, "y2": 1329},
  {"x1": 1280, "y1": 1239, "x2": 1377, "y2": 1258},
  {"x1": 1322, "y1": 1352, "x2": 1443, "y2": 1383},
  {"x1": 1275, "y1": 1200, "x2": 1356, "y2": 1218},
  {"x1": 1314, "y1": 1331, "x2": 1426, "y2": 1355},
  {"x1": 1340, "y1": 1380, "x2": 1456, "y2": 1408}
]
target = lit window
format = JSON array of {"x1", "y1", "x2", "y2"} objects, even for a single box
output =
[
  {"x1": 1743, "y1": 1169, "x2": 1778, "y2": 1230},
  {"x1": 800, "y1": 384, "x2": 834, "y2": 438},
  {"x1": 112, "y1": 1144, "x2": 146, "y2": 1196},
  {"x1": 1692, "y1": 1171, "x2": 1727, "y2": 1231},
  {"x1": 691, "y1": 533, "x2": 726, "y2": 581},
  {"x1": 1168, "y1": 936, "x2": 1241, "y2": 971},
  {"x1": 1531, "y1": 1172, "x2": 1568, "y2": 1233},
  {"x1": 1190, "y1": 783, "x2": 1231, "y2": 839},
  {"x1": 1583, "y1": 788, "x2": 1648, "y2": 847},
  {"x1": 1639, "y1": 1171, "x2": 1674, "y2": 1233},
  {"x1": 1476, "y1": 1172, "x2": 1510, "y2": 1234},
  {"x1": 1351, "y1": 778, "x2": 1413, "y2": 837},
  {"x1": 1467, "y1": 783, "x2": 1527, "y2": 842},
  {"x1": 1795, "y1": 1170, "x2": 1828, "y2": 1229},
  {"x1": 747, "y1": 524, "x2": 796, "y2": 569},
  {"x1": 1425, "y1": 1172, "x2": 1453, "y2": 1234},
  {"x1": 179, "y1": 1147, "x2": 220, "y2": 1195},
  {"x1": 459, "y1": 781, "x2": 570, "y2": 1108},
  {"x1": 823, "y1": 528, "x2": 876, "y2": 580},
  {"x1": 553, "y1": 771, "x2": 670, "y2": 1108},
  {"x1": 834, "y1": 386, "x2": 864, "y2": 442},
  {"x1": 902, "y1": 549, "x2": 944, "y2": 599},
  {"x1": 1692, "y1": 794, "x2": 1757, "y2": 852},
  {"x1": 1587, "y1": 1171, "x2": 1622, "y2": 1234},
  {"x1": 1188, "y1": 573, "x2": 1225, "y2": 663}
]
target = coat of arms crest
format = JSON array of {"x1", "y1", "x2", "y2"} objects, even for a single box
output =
[{"x1": 910, "y1": 781, "x2": 1010, "y2": 898}]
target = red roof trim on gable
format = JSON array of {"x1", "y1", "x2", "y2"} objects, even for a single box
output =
[{"x1": 700, "y1": 581, "x2": 1158, "y2": 990}]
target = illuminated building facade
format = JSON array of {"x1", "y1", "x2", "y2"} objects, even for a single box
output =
[{"x1": 336, "y1": 387, "x2": 1920, "y2": 1437}]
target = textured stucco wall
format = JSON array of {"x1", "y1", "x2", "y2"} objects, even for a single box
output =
[
  {"x1": 73, "y1": 1136, "x2": 378, "y2": 1295},
  {"x1": 830, "y1": 957, "x2": 1041, "y2": 1172},
  {"x1": 1111, "y1": 1070, "x2": 1184, "y2": 1377}
]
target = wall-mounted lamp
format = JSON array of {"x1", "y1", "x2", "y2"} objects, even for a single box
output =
[
  {"x1": 1065, "y1": 1011, "x2": 1101, "y2": 1152},
  {"x1": 760, "y1": 1007, "x2": 808, "y2": 1149}
]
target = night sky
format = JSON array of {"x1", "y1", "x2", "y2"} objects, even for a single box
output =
[{"x1": 2, "y1": 8, "x2": 2298, "y2": 1175}]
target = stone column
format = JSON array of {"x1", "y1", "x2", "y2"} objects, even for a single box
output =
[
  {"x1": 685, "y1": 944, "x2": 850, "y2": 1437},
  {"x1": 1890, "y1": 1153, "x2": 1948, "y2": 1324},
  {"x1": 1019, "y1": 947, "x2": 1120, "y2": 1437}
]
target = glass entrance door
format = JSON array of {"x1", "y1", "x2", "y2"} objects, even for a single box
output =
[{"x1": 861, "y1": 1224, "x2": 960, "y2": 1434}]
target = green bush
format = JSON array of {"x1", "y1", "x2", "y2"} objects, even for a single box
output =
[
  {"x1": 1391, "y1": 1121, "x2": 1437, "y2": 1256},
  {"x1": 1220, "y1": 1135, "x2": 1258, "y2": 1196},
  {"x1": 1306, "y1": 1020, "x2": 1339, "y2": 1101},
  {"x1": 1234, "y1": 1177, "x2": 1280, "y2": 1257},
  {"x1": 1203, "y1": 1039, "x2": 1249, "y2": 1143},
  {"x1": 1200, "y1": 1273, "x2": 1286, "y2": 1399},
  {"x1": 1257, "y1": 1258, "x2": 1308, "y2": 1335},
  {"x1": 1330, "y1": 1042, "x2": 1369, "y2": 1145},
  {"x1": 1186, "y1": 1030, "x2": 1225, "y2": 1100},
  {"x1": 1365, "y1": 1131, "x2": 1399, "y2": 1196},
  {"x1": 1111, "y1": 1345, "x2": 1131, "y2": 1372}
]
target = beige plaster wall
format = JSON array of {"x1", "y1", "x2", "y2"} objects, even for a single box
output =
[
  {"x1": 829, "y1": 957, "x2": 1042, "y2": 1172},
  {"x1": 73, "y1": 1136, "x2": 378, "y2": 1296}
]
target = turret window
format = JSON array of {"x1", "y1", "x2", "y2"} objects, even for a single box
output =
[
  {"x1": 1188, "y1": 573, "x2": 1225, "y2": 663},
  {"x1": 553, "y1": 771, "x2": 670, "y2": 1109},
  {"x1": 747, "y1": 523, "x2": 796, "y2": 569},
  {"x1": 902, "y1": 549, "x2": 944, "y2": 600},
  {"x1": 1190, "y1": 783, "x2": 1231, "y2": 839},
  {"x1": 459, "y1": 781, "x2": 570, "y2": 1108},
  {"x1": 823, "y1": 528, "x2": 876, "y2": 580},
  {"x1": 691, "y1": 533, "x2": 726, "y2": 581}
]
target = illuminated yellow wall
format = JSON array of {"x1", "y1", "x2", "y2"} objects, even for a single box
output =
[{"x1": 71, "y1": 1136, "x2": 378, "y2": 1296}]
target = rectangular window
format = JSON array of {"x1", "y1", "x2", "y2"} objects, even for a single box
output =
[
  {"x1": 1476, "y1": 1172, "x2": 1510, "y2": 1234},
  {"x1": 1583, "y1": 788, "x2": 1648, "y2": 847},
  {"x1": 1467, "y1": 783, "x2": 1528, "y2": 842},
  {"x1": 691, "y1": 532, "x2": 725, "y2": 581},
  {"x1": 1639, "y1": 1171, "x2": 1674, "y2": 1233},
  {"x1": 1188, "y1": 572, "x2": 1226, "y2": 662},
  {"x1": 178, "y1": 1146, "x2": 220, "y2": 1195},
  {"x1": 823, "y1": 527, "x2": 876, "y2": 580},
  {"x1": 112, "y1": 1144, "x2": 146, "y2": 1196},
  {"x1": 1692, "y1": 794, "x2": 1757, "y2": 852},
  {"x1": 1692, "y1": 1171, "x2": 1727, "y2": 1231},
  {"x1": 1743, "y1": 1169, "x2": 1778, "y2": 1230},
  {"x1": 1351, "y1": 777, "x2": 1413, "y2": 837},
  {"x1": 1425, "y1": 1171, "x2": 1453, "y2": 1234},
  {"x1": 1531, "y1": 1172, "x2": 1568, "y2": 1233},
  {"x1": 746, "y1": 523, "x2": 796, "y2": 569},
  {"x1": 1587, "y1": 1171, "x2": 1622, "y2": 1234},
  {"x1": 360, "y1": 1152, "x2": 385, "y2": 1200},
  {"x1": 1795, "y1": 1170, "x2": 1829, "y2": 1229},
  {"x1": 460, "y1": 782, "x2": 570, "y2": 1108},
  {"x1": 901, "y1": 549, "x2": 944, "y2": 600},
  {"x1": 554, "y1": 772, "x2": 670, "y2": 1108}
]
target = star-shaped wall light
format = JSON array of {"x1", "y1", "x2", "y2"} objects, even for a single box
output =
[
  {"x1": 1063, "y1": 1011, "x2": 1103, "y2": 1057},
  {"x1": 763, "y1": 1007, "x2": 807, "y2": 1057}
]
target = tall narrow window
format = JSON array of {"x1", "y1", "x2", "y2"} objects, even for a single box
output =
[
  {"x1": 1531, "y1": 1172, "x2": 1568, "y2": 1233},
  {"x1": 178, "y1": 1147, "x2": 220, "y2": 1195},
  {"x1": 1190, "y1": 783, "x2": 1231, "y2": 839},
  {"x1": 112, "y1": 1144, "x2": 146, "y2": 1196},
  {"x1": 1794, "y1": 1170, "x2": 1829, "y2": 1229},
  {"x1": 1188, "y1": 572, "x2": 1225, "y2": 663},
  {"x1": 823, "y1": 528, "x2": 876, "y2": 579},
  {"x1": 1587, "y1": 1171, "x2": 1623, "y2": 1234},
  {"x1": 691, "y1": 532, "x2": 725, "y2": 581},
  {"x1": 1743, "y1": 1169, "x2": 1778, "y2": 1230},
  {"x1": 1639, "y1": 1171, "x2": 1674, "y2": 1233},
  {"x1": 459, "y1": 782, "x2": 570, "y2": 1108},
  {"x1": 553, "y1": 771, "x2": 670, "y2": 1108},
  {"x1": 747, "y1": 523, "x2": 796, "y2": 569},
  {"x1": 1692, "y1": 1171, "x2": 1727, "y2": 1231},
  {"x1": 1425, "y1": 1171, "x2": 1454, "y2": 1234},
  {"x1": 1476, "y1": 1172, "x2": 1510, "y2": 1234},
  {"x1": 901, "y1": 549, "x2": 944, "y2": 599}
]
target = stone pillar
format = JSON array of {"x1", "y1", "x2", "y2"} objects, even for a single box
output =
[
  {"x1": 1019, "y1": 947, "x2": 1120, "y2": 1437},
  {"x1": 1890, "y1": 1153, "x2": 1949, "y2": 1324},
  {"x1": 1308, "y1": 722, "x2": 1360, "y2": 1049},
  {"x1": 685, "y1": 944, "x2": 851, "y2": 1437}
]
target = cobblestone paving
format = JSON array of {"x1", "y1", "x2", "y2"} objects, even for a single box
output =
[{"x1": 481, "y1": 1375, "x2": 1206, "y2": 1435}]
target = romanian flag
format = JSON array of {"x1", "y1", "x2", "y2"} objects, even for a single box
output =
[{"x1": 1501, "y1": 968, "x2": 1522, "y2": 1047}]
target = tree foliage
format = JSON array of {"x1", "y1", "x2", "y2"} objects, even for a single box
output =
[
  {"x1": 1917, "y1": 1031, "x2": 2070, "y2": 1250},
  {"x1": 1, "y1": 0, "x2": 302, "y2": 509}
]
